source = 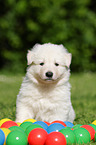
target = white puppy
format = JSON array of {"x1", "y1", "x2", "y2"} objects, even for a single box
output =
[{"x1": 16, "y1": 43, "x2": 75, "y2": 123}]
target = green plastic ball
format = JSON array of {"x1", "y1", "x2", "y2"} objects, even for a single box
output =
[
  {"x1": 64, "y1": 127, "x2": 71, "y2": 130},
  {"x1": 73, "y1": 128, "x2": 91, "y2": 144},
  {"x1": 9, "y1": 126, "x2": 24, "y2": 132},
  {"x1": 20, "y1": 122, "x2": 32, "y2": 131},
  {"x1": 6, "y1": 130, "x2": 27, "y2": 145},
  {"x1": 72, "y1": 124, "x2": 82, "y2": 130},
  {"x1": 59, "y1": 128, "x2": 76, "y2": 144},
  {"x1": 25, "y1": 124, "x2": 43, "y2": 136}
]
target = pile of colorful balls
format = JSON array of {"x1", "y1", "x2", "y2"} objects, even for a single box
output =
[{"x1": 0, "y1": 118, "x2": 96, "y2": 145}]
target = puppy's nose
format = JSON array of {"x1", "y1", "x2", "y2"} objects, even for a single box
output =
[{"x1": 46, "y1": 72, "x2": 53, "y2": 78}]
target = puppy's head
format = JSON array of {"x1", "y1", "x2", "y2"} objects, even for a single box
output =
[{"x1": 27, "y1": 43, "x2": 71, "y2": 85}]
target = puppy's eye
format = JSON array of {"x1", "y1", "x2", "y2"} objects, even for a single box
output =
[
  {"x1": 40, "y1": 62, "x2": 44, "y2": 66},
  {"x1": 55, "y1": 63, "x2": 59, "y2": 66}
]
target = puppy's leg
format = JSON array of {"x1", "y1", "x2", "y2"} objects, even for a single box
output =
[
  {"x1": 68, "y1": 106, "x2": 75, "y2": 123},
  {"x1": 15, "y1": 102, "x2": 34, "y2": 123},
  {"x1": 42, "y1": 107, "x2": 70, "y2": 123}
]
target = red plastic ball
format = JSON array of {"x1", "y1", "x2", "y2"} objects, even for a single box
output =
[
  {"x1": 45, "y1": 132, "x2": 66, "y2": 145},
  {"x1": 1, "y1": 121, "x2": 18, "y2": 128},
  {"x1": 44, "y1": 121, "x2": 50, "y2": 126},
  {"x1": 51, "y1": 120, "x2": 66, "y2": 127},
  {"x1": 81, "y1": 125, "x2": 95, "y2": 140},
  {"x1": 28, "y1": 128, "x2": 48, "y2": 145}
]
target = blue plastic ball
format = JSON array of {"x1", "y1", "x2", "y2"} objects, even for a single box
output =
[
  {"x1": 64, "y1": 121, "x2": 74, "y2": 128},
  {"x1": 33, "y1": 121, "x2": 48, "y2": 130},
  {"x1": 0, "y1": 129, "x2": 5, "y2": 145},
  {"x1": 47, "y1": 123, "x2": 65, "y2": 134}
]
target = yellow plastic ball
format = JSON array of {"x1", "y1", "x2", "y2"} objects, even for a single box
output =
[
  {"x1": 16, "y1": 122, "x2": 21, "y2": 126},
  {"x1": 0, "y1": 118, "x2": 12, "y2": 127},
  {"x1": 23, "y1": 118, "x2": 36, "y2": 123},
  {"x1": 1, "y1": 128, "x2": 11, "y2": 145},
  {"x1": 92, "y1": 120, "x2": 96, "y2": 125}
]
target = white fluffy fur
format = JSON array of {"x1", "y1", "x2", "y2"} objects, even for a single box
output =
[{"x1": 16, "y1": 43, "x2": 75, "y2": 123}]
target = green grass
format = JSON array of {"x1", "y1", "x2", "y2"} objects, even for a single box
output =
[
  {"x1": 70, "y1": 73, "x2": 96, "y2": 125},
  {"x1": 0, "y1": 74, "x2": 23, "y2": 120},
  {"x1": 0, "y1": 73, "x2": 96, "y2": 144}
]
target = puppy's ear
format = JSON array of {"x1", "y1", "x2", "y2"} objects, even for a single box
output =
[
  {"x1": 65, "y1": 53, "x2": 72, "y2": 68},
  {"x1": 27, "y1": 50, "x2": 34, "y2": 65}
]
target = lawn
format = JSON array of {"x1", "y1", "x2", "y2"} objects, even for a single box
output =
[
  {"x1": 0, "y1": 72, "x2": 96, "y2": 144},
  {"x1": 0, "y1": 74, "x2": 23, "y2": 120},
  {"x1": 70, "y1": 73, "x2": 96, "y2": 125}
]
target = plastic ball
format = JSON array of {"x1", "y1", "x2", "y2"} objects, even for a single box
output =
[
  {"x1": 89, "y1": 124, "x2": 96, "y2": 141},
  {"x1": 1, "y1": 128, "x2": 11, "y2": 145},
  {"x1": 9, "y1": 126, "x2": 24, "y2": 132},
  {"x1": 25, "y1": 124, "x2": 43, "y2": 136},
  {"x1": 45, "y1": 132, "x2": 66, "y2": 145},
  {"x1": 72, "y1": 124, "x2": 82, "y2": 130},
  {"x1": 51, "y1": 120, "x2": 66, "y2": 127},
  {"x1": 64, "y1": 121, "x2": 74, "y2": 128},
  {"x1": 28, "y1": 128, "x2": 48, "y2": 145},
  {"x1": 0, "y1": 129, "x2": 5, "y2": 145},
  {"x1": 59, "y1": 128, "x2": 76, "y2": 144},
  {"x1": 47, "y1": 123, "x2": 65, "y2": 134},
  {"x1": 20, "y1": 122, "x2": 32, "y2": 131},
  {"x1": 44, "y1": 121, "x2": 50, "y2": 126},
  {"x1": 64, "y1": 127, "x2": 71, "y2": 130},
  {"x1": 1, "y1": 121, "x2": 18, "y2": 128},
  {"x1": 23, "y1": 118, "x2": 36, "y2": 123},
  {"x1": 0, "y1": 118, "x2": 12, "y2": 127},
  {"x1": 88, "y1": 124, "x2": 96, "y2": 131},
  {"x1": 81, "y1": 125, "x2": 95, "y2": 140},
  {"x1": 17, "y1": 122, "x2": 21, "y2": 126},
  {"x1": 73, "y1": 128, "x2": 91, "y2": 144},
  {"x1": 94, "y1": 132, "x2": 96, "y2": 142},
  {"x1": 6, "y1": 130, "x2": 27, "y2": 145},
  {"x1": 33, "y1": 121, "x2": 48, "y2": 130},
  {"x1": 92, "y1": 120, "x2": 96, "y2": 125}
]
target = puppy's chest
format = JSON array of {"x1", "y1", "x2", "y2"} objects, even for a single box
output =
[
  {"x1": 27, "y1": 85, "x2": 64, "y2": 100},
  {"x1": 29, "y1": 93, "x2": 61, "y2": 113},
  {"x1": 28, "y1": 88, "x2": 57, "y2": 101},
  {"x1": 21, "y1": 83, "x2": 70, "y2": 109},
  {"x1": 26, "y1": 86, "x2": 69, "y2": 106}
]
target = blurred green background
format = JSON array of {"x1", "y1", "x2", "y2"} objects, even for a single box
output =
[{"x1": 0, "y1": 0, "x2": 96, "y2": 73}]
